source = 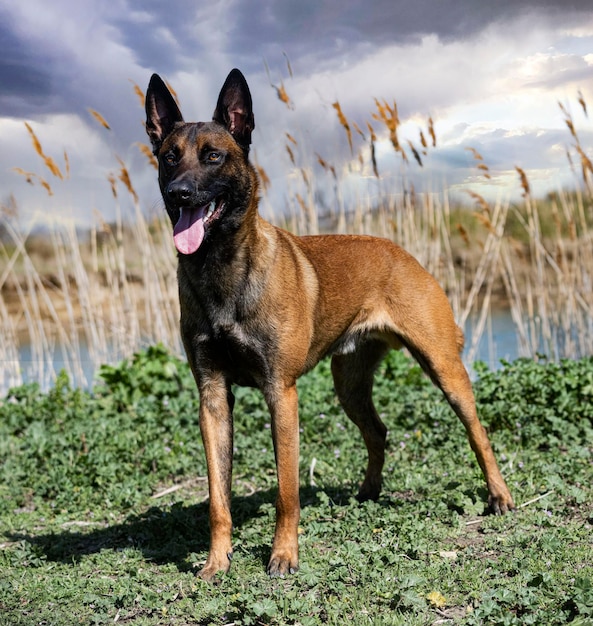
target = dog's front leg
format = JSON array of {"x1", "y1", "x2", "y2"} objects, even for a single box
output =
[
  {"x1": 265, "y1": 383, "x2": 300, "y2": 577},
  {"x1": 197, "y1": 373, "x2": 234, "y2": 581}
]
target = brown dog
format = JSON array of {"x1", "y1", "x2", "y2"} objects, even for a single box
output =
[{"x1": 145, "y1": 69, "x2": 514, "y2": 580}]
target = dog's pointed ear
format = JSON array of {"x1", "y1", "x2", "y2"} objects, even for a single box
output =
[
  {"x1": 212, "y1": 69, "x2": 255, "y2": 153},
  {"x1": 145, "y1": 74, "x2": 183, "y2": 155}
]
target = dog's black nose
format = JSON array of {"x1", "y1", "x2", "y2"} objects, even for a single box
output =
[{"x1": 167, "y1": 181, "x2": 194, "y2": 205}]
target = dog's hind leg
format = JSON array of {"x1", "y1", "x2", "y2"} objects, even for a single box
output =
[
  {"x1": 331, "y1": 340, "x2": 390, "y2": 502},
  {"x1": 404, "y1": 324, "x2": 516, "y2": 515}
]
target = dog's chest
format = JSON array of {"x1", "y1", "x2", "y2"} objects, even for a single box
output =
[
  {"x1": 179, "y1": 262, "x2": 278, "y2": 387},
  {"x1": 189, "y1": 303, "x2": 276, "y2": 387},
  {"x1": 214, "y1": 319, "x2": 274, "y2": 386}
]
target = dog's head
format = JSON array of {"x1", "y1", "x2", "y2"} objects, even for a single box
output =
[{"x1": 145, "y1": 70, "x2": 256, "y2": 255}]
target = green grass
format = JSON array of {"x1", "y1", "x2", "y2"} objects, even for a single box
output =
[{"x1": 1, "y1": 346, "x2": 592, "y2": 625}]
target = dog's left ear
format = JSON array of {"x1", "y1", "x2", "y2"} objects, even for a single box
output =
[
  {"x1": 145, "y1": 74, "x2": 184, "y2": 155},
  {"x1": 213, "y1": 69, "x2": 255, "y2": 153}
]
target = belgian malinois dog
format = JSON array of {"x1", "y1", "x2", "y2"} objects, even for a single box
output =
[{"x1": 145, "y1": 69, "x2": 515, "y2": 580}]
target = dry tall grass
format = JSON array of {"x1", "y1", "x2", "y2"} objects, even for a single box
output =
[
  {"x1": 1, "y1": 82, "x2": 592, "y2": 394},
  {"x1": 0, "y1": 197, "x2": 181, "y2": 393}
]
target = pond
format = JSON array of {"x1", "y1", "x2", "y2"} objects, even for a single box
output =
[{"x1": 3, "y1": 310, "x2": 522, "y2": 395}]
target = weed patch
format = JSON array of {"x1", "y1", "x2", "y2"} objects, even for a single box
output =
[{"x1": 1, "y1": 348, "x2": 592, "y2": 624}]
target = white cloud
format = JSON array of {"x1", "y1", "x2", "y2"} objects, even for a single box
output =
[
  {"x1": 1, "y1": 112, "x2": 138, "y2": 228},
  {"x1": 249, "y1": 15, "x2": 592, "y2": 208}
]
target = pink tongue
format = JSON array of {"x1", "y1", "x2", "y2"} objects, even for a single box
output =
[{"x1": 173, "y1": 206, "x2": 207, "y2": 255}]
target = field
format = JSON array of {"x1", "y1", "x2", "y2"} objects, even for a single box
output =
[{"x1": 1, "y1": 347, "x2": 592, "y2": 624}]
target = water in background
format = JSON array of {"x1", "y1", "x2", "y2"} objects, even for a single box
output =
[
  {"x1": 14, "y1": 338, "x2": 99, "y2": 391},
  {"x1": 5, "y1": 309, "x2": 521, "y2": 394},
  {"x1": 463, "y1": 308, "x2": 521, "y2": 372}
]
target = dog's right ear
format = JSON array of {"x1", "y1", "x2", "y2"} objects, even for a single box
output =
[{"x1": 145, "y1": 74, "x2": 183, "y2": 155}]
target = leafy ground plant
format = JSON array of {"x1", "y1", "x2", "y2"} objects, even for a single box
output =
[{"x1": 1, "y1": 347, "x2": 592, "y2": 624}]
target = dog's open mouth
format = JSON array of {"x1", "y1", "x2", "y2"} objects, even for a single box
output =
[{"x1": 173, "y1": 198, "x2": 225, "y2": 255}]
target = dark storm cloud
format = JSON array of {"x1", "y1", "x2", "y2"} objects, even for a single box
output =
[
  {"x1": 0, "y1": 12, "x2": 55, "y2": 116},
  {"x1": 0, "y1": 9, "x2": 91, "y2": 118},
  {"x1": 228, "y1": 0, "x2": 593, "y2": 67},
  {"x1": 1, "y1": 0, "x2": 590, "y2": 120},
  {"x1": 110, "y1": 1, "x2": 201, "y2": 73},
  {"x1": 0, "y1": 2, "x2": 190, "y2": 130}
]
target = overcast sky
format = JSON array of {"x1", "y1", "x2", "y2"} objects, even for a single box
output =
[{"x1": 1, "y1": 0, "x2": 592, "y2": 230}]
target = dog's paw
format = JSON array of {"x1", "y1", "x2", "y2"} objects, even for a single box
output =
[
  {"x1": 488, "y1": 492, "x2": 516, "y2": 515},
  {"x1": 356, "y1": 471, "x2": 382, "y2": 502},
  {"x1": 267, "y1": 553, "x2": 299, "y2": 578},
  {"x1": 356, "y1": 482, "x2": 381, "y2": 503},
  {"x1": 196, "y1": 551, "x2": 232, "y2": 581}
]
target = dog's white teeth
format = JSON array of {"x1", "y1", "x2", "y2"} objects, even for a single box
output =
[{"x1": 204, "y1": 200, "x2": 216, "y2": 222}]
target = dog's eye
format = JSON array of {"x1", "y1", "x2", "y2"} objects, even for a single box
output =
[
  {"x1": 163, "y1": 151, "x2": 177, "y2": 166},
  {"x1": 206, "y1": 152, "x2": 222, "y2": 163}
]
